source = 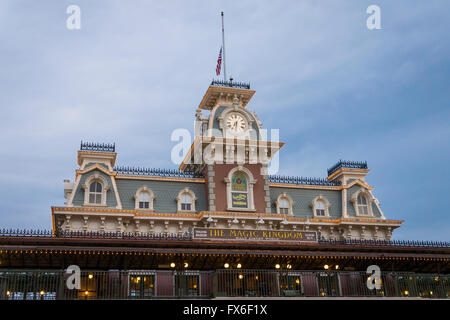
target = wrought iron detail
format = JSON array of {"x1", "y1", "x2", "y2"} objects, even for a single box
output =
[
  {"x1": 211, "y1": 79, "x2": 250, "y2": 89},
  {"x1": 80, "y1": 141, "x2": 115, "y2": 153},
  {"x1": 268, "y1": 175, "x2": 341, "y2": 186},
  {"x1": 0, "y1": 229, "x2": 449, "y2": 248},
  {"x1": 327, "y1": 160, "x2": 368, "y2": 176},
  {"x1": 114, "y1": 166, "x2": 204, "y2": 178}
]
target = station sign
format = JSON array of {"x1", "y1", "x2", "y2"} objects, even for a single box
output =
[{"x1": 193, "y1": 227, "x2": 317, "y2": 243}]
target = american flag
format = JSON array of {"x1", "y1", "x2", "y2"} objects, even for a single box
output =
[{"x1": 216, "y1": 47, "x2": 222, "y2": 76}]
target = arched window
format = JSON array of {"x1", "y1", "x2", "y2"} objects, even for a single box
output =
[
  {"x1": 357, "y1": 194, "x2": 369, "y2": 215},
  {"x1": 315, "y1": 200, "x2": 326, "y2": 216},
  {"x1": 176, "y1": 188, "x2": 196, "y2": 212},
  {"x1": 181, "y1": 193, "x2": 192, "y2": 211},
  {"x1": 311, "y1": 195, "x2": 331, "y2": 217},
  {"x1": 82, "y1": 173, "x2": 109, "y2": 206},
  {"x1": 350, "y1": 188, "x2": 373, "y2": 217},
  {"x1": 225, "y1": 166, "x2": 256, "y2": 211},
  {"x1": 139, "y1": 192, "x2": 150, "y2": 209},
  {"x1": 89, "y1": 181, "x2": 102, "y2": 204},
  {"x1": 276, "y1": 193, "x2": 294, "y2": 215},
  {"x1": 134, "y1": 186, "x2": 155, "y2": 211},
  {"x1": 231, "y1": 172, "x2": 248, "y2": 208}
]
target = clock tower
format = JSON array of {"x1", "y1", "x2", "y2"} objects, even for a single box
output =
[{"x1": 180, "y1": 80, "x2": 284, "y2": 214}]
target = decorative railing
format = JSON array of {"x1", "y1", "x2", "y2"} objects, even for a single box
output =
[
  {"x1": 327, "y1": 160, "x2": 368, "y2": 176},
  {"x1": 0, "y1": 229, "x2": 449, "y2": 248},
  {"x1": 114, "y1": 166, "x2": 204, "y2": 178},
  {"x1": 318, "y1": 238, "x2": 450, "y2": 248},
  {"x1": 211, "y1": 79, "x2": 250, "y2": 89},
  {"x1": 57, "y1": 230, "x2": 192, "y2": 241},
  {"x1": 269, "y1": 175, "x2": 340, "y2": 186},
  {"x1": 80, "y1": 141, "x2": 115, "y2": 153}
]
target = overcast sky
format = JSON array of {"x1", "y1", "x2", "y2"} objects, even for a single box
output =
[{"x1": 0, "y1": 0, "x2": 448, "y2": 240}]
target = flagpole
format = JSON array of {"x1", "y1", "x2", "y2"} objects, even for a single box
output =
[{"x1": 221, "y1": 12, "x2": 227, "y2": 82}]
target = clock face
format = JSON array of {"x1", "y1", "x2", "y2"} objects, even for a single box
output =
[{"x1": 226, "y1": 113, "x2": 247, "y2": 134}]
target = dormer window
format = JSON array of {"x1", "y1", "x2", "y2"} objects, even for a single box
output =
[
  {"x1": 89, "y1": 181, "x2": 102, "y2": 204},
  {"x1": 181, "y1": 194, "x2": 192, "y2": 211},
  {"x1": 315, "y1": 200, "x2": 326, "y2": 216},
  {"x1": 176, "y1": 188, "x2": 196, "y2": 213},
  {"x1": 311, "y1": 195, "x2": 331, "y2": 217},
  {"x1": 82, "y1": 173, "x2": 109, "y2": 206},
  {"x1": 275, "y1": 193, "x2": 294, "y2": 215},
  {"x1": 139, "y1": 193, "x2": 150, "y2": 209},
  {"x1": 134, "y1": 186, "x2": 155, "y2": 211},
  {"x1": 357, "y1": 194, "x2": 369, "y2": 215},
  {"x1": 350, "y1": 188, "x2": 374, "y2": 217}
]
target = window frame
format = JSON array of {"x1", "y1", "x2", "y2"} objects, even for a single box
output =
[
  {"x1": 276, "y1": 193, "x2": 294, "y2": 215},
  {"x1": 176, "y1": 188, "x2": 196, "y2": 213},
  {"x1": 134, "y1": 186, "x2": 155, "y2": 211},
  {"x1": 311, "y1": 195, "x2": 331, "y2": 218}
]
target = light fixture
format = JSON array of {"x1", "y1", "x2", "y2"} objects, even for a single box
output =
[
  {"x1": 40, "y1": 291, "x2": 45, "y2": 296},
  {"x1": 324, "y1": 265, "x2": 329, "y2": 270},
  {"x1": 224, "y1": 263, "x2": 230, "y2": 268},
  {"x1": 232, "y1": 218, "x2": 239, "y2": 224},
  {"x1": 88, "y1": 274, "x2": 94, "y2": 279},
  {"x1": 6, "y1": 291, "x2": 10, "y2": 296},
  {"x1": 257, "y1": 218, "x2": 264, "y2": 224},
  {"x1": 85, "y1": 291, "x2": 89, "y2": 296},
  {"x1": 237, "y1": 263, "x2": 242, "y2": 269},
  {"x1": 238, "y1": 274, "x2": 244, "y2": 279},
  {"x1": 335, "y1": 265, "x2": 339, "y2": 270},
  {"x1": 184, "y1": 262, "x2": 189, "y2": 268},
  {"x1": 275, "y1": 264, "x2": 280, "y2": 269},
  {"x1": 286, "y1": 264, "x2": 292, "y2": 269},
  {"x1": 255, "y1": 275, "x2": 259, "y2": 280},
  {"x1": 137, "y1": 277, "x2": 141, "y2": 282},
  {"x1": 404, "y1": 290, "x2": 409, "y2": 295},
  {"x1": 295, "y1": 279, "x2": 300, "y2": 284},
  {"x1": 170, "y1": 262, "x2": 176, "y2": 268}
]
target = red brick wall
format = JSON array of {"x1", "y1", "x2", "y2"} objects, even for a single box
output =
[{"x1": 206, "y1": 163, "x2": 266, "y2": 212}]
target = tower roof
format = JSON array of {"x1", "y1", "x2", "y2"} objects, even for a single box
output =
[{"x1": 198, "y1": 79, "x2": 255, "y2": 110}]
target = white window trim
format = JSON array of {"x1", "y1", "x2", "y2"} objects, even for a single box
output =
[
  {"x1": 310, "y1": 195, "x2": 331, "y2": 218},
  {"x1": 350, "y1": 188, "x2": 374, "y2": 217},
  {"x1": 224, "y1": 165, "x2": 257, "y2": 212},
  {"x1": 82, "y1": 173, "x2": 110, "y2": 207},
  {"x1": 176, "y1": 187, "x2": 197, "y2": 213},
  {"x1": 134, "y1": 186, "x2": 155, "y2": 211},
  {"x1": 275, "y1": 193, "x2": 294, "y2": 216}
]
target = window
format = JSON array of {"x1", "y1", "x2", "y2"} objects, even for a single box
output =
[
  {"x1": 311, "y1": 195, "x2": 330, "y2": 217},
  {"x1": 315, "y1": 200, "x2": 326, "y2": 216},
  {"x1": 82, "y1": 173, "x2": 109, "y2": 206},
  {"x1": 139, "y1": 192, "x2": 150, "y2": 209},
  {"x1": 276, "y1": 193, "x2": 294, "y2": 215},
  {"x1": 279, "y1": 198, "x2": 290, "y2": 214},
  {"x1": 181, "y1": 193, "x2": 192, "y2": 211},
  {"x1": 134, "y1": 186, "x2": 155, "y2": 211},
  {"x1": 350, "y1": 188, "x2": 373, "y2": 217},
  {"x1": 225, "y1": 166, "x2": 256, "y2": 211},
  {"x1": 89, "y1": 181, "x2": 102, "y2": 204},
  {"x1": 176, "y1": 188, "x2": 196, "y2": 212},
  {"x1": 357, "y1": 194, "x2": 369, "y2": 215},
  {"x1": 231, "y1": 172, "x2": 249, "y2": 209}
]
